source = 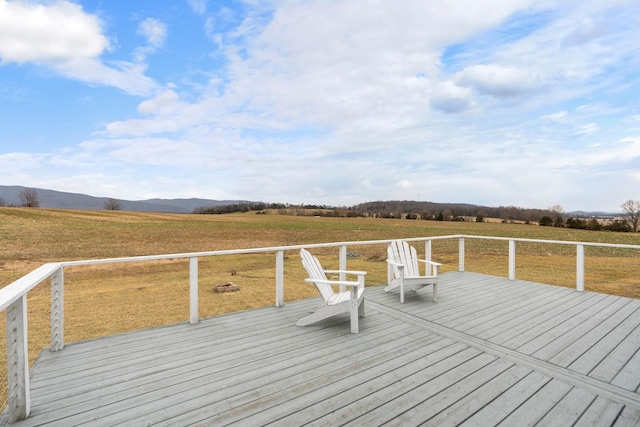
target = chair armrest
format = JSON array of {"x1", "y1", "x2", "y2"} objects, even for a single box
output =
[
  {"x1": 323, "y1": 269, "x2": 367, "y2": 276},
  {"x1": 417, "y1": 258, "x2": 443, "y2": 267},
  {"x1": 386, "y1": 259, "x2": 404, "y2": 267},
  {"x1": 305, "y1": 278, "x2": 361, "y2": 288}
]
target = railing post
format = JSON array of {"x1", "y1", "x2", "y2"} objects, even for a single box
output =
[
  {"x1": 425, "y1": 239, "x2": 433, "y2": 276},
  {"x1": 189, "y1": 257, "x2": 199, "y2": 324},
  {"x1": 509, "y1": 240, "x2": 516, "y2": 281},
  {"x1": 577, "y1": 244, "x2": 585, "y2": 292},
  {"x1": 339, "y1": 245, "x2": 347, "y2": 292},
  {"x1": 458, "y1": 237, "x2": 465, "y2": 272},
  {"x1": 386, "y1": 242, "x2": 392, "y2": 285},
  {"x1": 275, "y1": 250, "x2": 284, "y2": 307},
  {"x1": 6, "y1": 295, "x2": 30, "y2": 422},
  {"x1": 51, "y1": 266, "x2": 64, "y2": 351}
]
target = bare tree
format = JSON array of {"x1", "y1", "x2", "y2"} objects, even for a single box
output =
[
  {"x1": 549, "y1": 204, "x2": 564, "y2": 227},
  {"x1": 550, "y1": 205, "x2": 564, "y2": 214},
  {"x1": 621, "y1": 200, "x2": 640, "y2": 232},
  {"x1": 0, "y1": 197, "x2": 6, "y2": 207},
  {"x1": 103, "y1": 198, "x2": 122, "y2": 210},
  {"x1": 18, "y1": 188, "x2": 40, "y2": 207}
]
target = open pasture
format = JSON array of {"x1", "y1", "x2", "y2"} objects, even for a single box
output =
[{"x1": 1, "y1": 208, "x2": 639, "y2": 411}]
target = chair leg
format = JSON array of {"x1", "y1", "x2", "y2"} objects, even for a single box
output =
[
  {"x1": 433, "y1": 283, "x2": 438, "y2": 302},
  {"x1": 350, "y1": 298, "x2": 359, "y2": 333},
  {"x1": 359, "y1": 299, "x2": 365, "y2": 318},
  {"x1": 400, "y1": 282, "x2": 405, "y2": 304}
]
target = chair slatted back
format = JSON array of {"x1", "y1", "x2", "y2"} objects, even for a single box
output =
[
  {"x1": 300, "y1": 249, "x2": 334, "y2": 302},
  {"x1": 389, "y1": 240, "x2": 420, "y2": 277}
]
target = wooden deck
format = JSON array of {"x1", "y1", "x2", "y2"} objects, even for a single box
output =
[{"x1": 3, "y1": 271, "x2": 640, "y2": 426}]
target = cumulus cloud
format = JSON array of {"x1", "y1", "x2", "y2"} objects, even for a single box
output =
[
  {"x1": 134, "y1": 18, "x2": 167, "y2": 62},
  {"x1": 138, "y1": 18, "x2": 167, "y2": 48},
  {"x1": 430, "y1": 81, "x2": 473, "y2": 113},
  {"x1": 8, "y1": 1, "x2": 637, "y2": 211},
  {"x1": 0, "y1": 0, "x2": 156, "y2": 95},
  {"x1": 455, "y1": 64, "x2": 545, "y2": 98},
  {"x1": 207, "y1": 0, "x2": 539, "y2": 129},
  {"x1": 395, "y1": 179, "x2": 412, "y2": 190},
  {"x1": 0, "y1": 0, "x2": 108, "y2": 63},
  {"x1": 138, "y1": 90, "x2": 181, "y2": 115}
]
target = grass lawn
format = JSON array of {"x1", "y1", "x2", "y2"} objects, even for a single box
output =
[{"x1": 1, "y1": 207, "x2": 639, "y2": 410}]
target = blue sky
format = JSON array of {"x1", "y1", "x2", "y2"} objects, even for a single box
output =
[{"x1": 1, "y1": 0, "x2": 639, "y2": 212}]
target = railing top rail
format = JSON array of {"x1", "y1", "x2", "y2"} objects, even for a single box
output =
[
  {"x1": 436, "y1": 235, "x2": 640, "y2": 250},
  {"x1": 0, "y1": 263, "x2": 61, "y2": 312},
  {"x1": 59, "y1": 239, "x2": 401, "y2": 267},
  {"x1": 2, "y1": 234, "x2": 639, "y2": 310}
]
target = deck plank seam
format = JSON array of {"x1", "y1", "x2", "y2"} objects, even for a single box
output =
[{"x1": 367, "y1": 300, "x2": 640, "y2": 411}]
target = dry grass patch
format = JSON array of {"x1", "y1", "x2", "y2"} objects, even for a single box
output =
[{"x1": 0, "y1": 208, "x2": 639, "y2": 411}]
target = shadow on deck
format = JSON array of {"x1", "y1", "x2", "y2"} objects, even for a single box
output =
[{"x1": 4, "y1": 271, "x2": 640, "y2": 426}]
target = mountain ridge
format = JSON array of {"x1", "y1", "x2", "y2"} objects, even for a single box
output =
[
  {"x1": 0, "y1": 185, "x2": 622, "y2": 217},
  {"x1": 0, "y1": 185, "x2": 247, "y2": 213}
]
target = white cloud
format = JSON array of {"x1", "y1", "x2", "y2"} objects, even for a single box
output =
[
  {"x1": 5, "y1": 1, "x2": 638, "y2": 211},
  {"x1": 574, "y1": 122, "x2": 599, "y2": 136},
  {"x1": 541, "y1": 111, "x2": 568, "y2": 122},
  {"x1": 455, "y1": 64, "x2": 545, "y2": 97},
  {"x1": 395, "y1": 179, "x2": 412, "y2": 190},
  {"x1": 138, "y1": 90, "x2": 181, "y2": 115},
  {"x1": 82, "y1": 0, "x2": 636, "y2": 210},
  {"x1": 0, "y1": 0, "x2": 108, "y2": 63},
  {"x1": 0, "y1": 0, "x2": 157, "y2": 95},
  {"x1": 208, "y1": 0, "x2": 539, "y2": 130},
  {"x1": 562, "y1": 17, "x2": 608, "y2": 47},
  {"x1": 137, "y1": 18, "x2": 167, "y2": 48},
  {"x1": 134, "y1": 18, "x2": 167, "y2": 63},
  {"x1": 188, "y1": 0, "x2": 206, "y2": 15},
  {"x1": 430, "y1": 81, "x2": 473, "y2": 113},
  {"x1": 616, "y1": 137, "x2": 640, "y2": 159},
  {"x1": 54, "y1": 58, "x2": 157, "y2": 96}
]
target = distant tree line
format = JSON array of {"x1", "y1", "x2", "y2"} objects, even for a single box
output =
[
  {"x1": 193, "y1": 202, "x2": 289, "y2": 214},
  {"x1": 194, "y1": 200, "x2": 554, "y2": 222},
  {"x1": 349, "y1": 201, "x2": 554, "y2": 223},
  {"x1": 193, "y1": 199, "x2": 640, "y2": 233},
  {"x1": 539, "y1": 215, "x2": 632, "y2": 232},
  {"x1": 8, "y1": 188, "x2": 638, "y2": 234},
  {"x1": 538, "y1": 199, "x2": 640, "y2": 233}
]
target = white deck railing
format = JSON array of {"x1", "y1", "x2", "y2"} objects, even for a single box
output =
[{"x1": 1, "y1": 234, "x2": 639, "y2": 422}]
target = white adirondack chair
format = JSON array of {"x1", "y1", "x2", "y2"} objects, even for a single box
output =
[
  {"x1": 298, "y1": 248, "x2": 366, "y2": 333},
  {"x1": 386, "y1": 240, "x2": 442, "y2": 303}
]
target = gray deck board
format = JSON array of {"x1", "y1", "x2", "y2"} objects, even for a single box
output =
[
  {"x1": 3, "y1": 271, "x2": 640, "y2": 426},
  {"x1": 550, "y1": 300, "x2": 640, "y2": 368},
  {"x1": 590, "y1": 323, "x2": 640, "y2": 385},
  {"x1": 529, "y1": 296, "x2": 632, "y2": 360},
  {"x1": 535, "y1": 386, "x2": 598, "y2": 426},
  {"x1": 576, "y1": 397, "x2": 625, "y2": 427},
  {"x1": 496, "y1": 292, "x2": 610, "y2": 349},
  {"x1": 459, "y1": 371, "x2": 553, "y2": 426},
  {"x1": 496, "y1": 378, "x2": 574, "y2": 426}
]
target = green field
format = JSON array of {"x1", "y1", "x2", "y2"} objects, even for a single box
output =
[{"x1": 1, "y1": 207, "x2": 640, "y2": 410}]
